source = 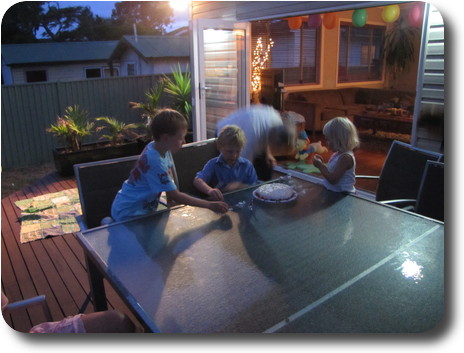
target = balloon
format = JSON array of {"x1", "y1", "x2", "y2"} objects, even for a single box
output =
[
  {"x1": 352, "y1": 9, "x2": 367, "y2": 27},
  {"x1": 381, "y1": 5, "x2": 400, "y2": 23},
  {"x1": 323, "y1": 13, "x2": 338, "y2": 29},
  {"x1": 408, "y1": 3, "x2": 424, "y2": 27},
  {"x1": 307, "y1": 14, "x2": 322, "y2": 28},
  {"x1": 288, "y1": 17, "x2": 302, "y2": 30}
]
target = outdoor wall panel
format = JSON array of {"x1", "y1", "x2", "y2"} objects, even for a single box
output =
[{"x1": 1, "y1": 74, "x2": 170, "y2": 169}]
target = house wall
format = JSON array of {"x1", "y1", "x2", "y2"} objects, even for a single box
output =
[
  {"x1": 191, "y1": 1, "x2": 420, "y2": 93},
  {"x1": 9, "y1": 61, "x2": 116, "y2": 84},
  {"x1": 119, "y1": 49, "x2": 149, "y2": 76},
  {"x1": 412, "y1": 4, "x2": 444, "y2": 153},
  {"x1": 150, "y1": 58, "x2": 190, "y2": 75},
  {"x1": 118, "y1": 48, "x2": 189, "y2": 76}
]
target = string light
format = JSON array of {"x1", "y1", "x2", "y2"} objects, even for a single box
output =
[{"x1": 251, "y1": 37, "x2": 274, "y2": 92}]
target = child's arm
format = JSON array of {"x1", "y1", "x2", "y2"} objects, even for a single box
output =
[
  {"x1": 265, "y1": 144, "x2": 277, "y2": 168},
  {"x1": 193, "y1": 177, "x2": 225, "y2": 201},
  {"x1": 166, "y1": 189, "x2": 229, "y2": 214},
  {"x1": 313, "y1": 153, "x2": 354, "y2": 185}
]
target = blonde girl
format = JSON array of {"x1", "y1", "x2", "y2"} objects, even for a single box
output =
[{"x1": 312, "y1": 117, "x2": 360, "y2": 193}]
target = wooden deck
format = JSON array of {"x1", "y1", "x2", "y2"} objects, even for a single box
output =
[
  {"x1": 1, "y1": 172, "x2": 138, "y2": 332},
  {"x1": 1, "y1": 146, "x2": 385, "y2": 333}
]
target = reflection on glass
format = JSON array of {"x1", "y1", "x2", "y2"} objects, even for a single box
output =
[{"x1": 401, "y1": 259, "x2": 423, "y2": 282}]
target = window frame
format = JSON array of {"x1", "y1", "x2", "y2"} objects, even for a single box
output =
[
  {"x1": 84, "y1": 67, "x2": 103, "y2": 79},
  {"x1": 337, "y1": 21, "x2": 386, "y2": 85},
  {"x1": 252, "y1": 19, "x2": 322, "y2": 87},
  {"x1": 25, "y1": 69, "x2": 47, "y2": 83}
]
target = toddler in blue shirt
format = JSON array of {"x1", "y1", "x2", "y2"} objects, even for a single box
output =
[{"x1": 194, "y1": 125, "x2": 258, "y2": 201}]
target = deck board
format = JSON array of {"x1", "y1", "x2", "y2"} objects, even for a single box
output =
[{"x1": 1, "y1": 172, "x2": 138, "y2": 332}]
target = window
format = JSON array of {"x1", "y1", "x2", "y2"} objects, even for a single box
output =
[
  {"x1": 127, "y1": 63, "x2": 136, "y2": 76},
  {"x1": 25, "y1": 70, "x2": 47, "y2": 83},
  {"x1": 85, "y1": 68, "x2": 102, "y2": 78},
  {"x1": 252, "y1": 19, "x2": 321, "y2": 85},
  {"x1": 104, "y1": 67, "x2": 119, "y2": 77},
  {"x1": 338, "y1": 22, "x2": 385, "y2": 83}
]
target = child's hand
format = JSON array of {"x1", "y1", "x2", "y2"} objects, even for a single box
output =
[
  {"x1": 208, "y1": 201, "x2": 229, "y2": 214},
  {"x1": 207, "y1": 188, "x2": 224, "y2": 201},
  {"x1": 312, "y1": 154, "x2": 324, "y2": 169}
]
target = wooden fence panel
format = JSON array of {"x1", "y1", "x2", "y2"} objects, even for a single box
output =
[{"x1": 1, "y1": 74, "x2": 172, "y2": 169}]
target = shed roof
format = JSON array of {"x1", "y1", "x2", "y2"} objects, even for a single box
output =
[
  {"x1": 1, "y1": 35, "x2": 190, "y2": 66},
  {"x1": 109, "y1": 35, "x2": 190, "y2": 61},
  {"x1": 1, "y1": 41, "x2": 118, "y2": 65}
]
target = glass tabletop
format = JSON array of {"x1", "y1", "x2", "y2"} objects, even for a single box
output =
[{"x1": 78, "y1": 177, "x2": 444, "y2": 333}]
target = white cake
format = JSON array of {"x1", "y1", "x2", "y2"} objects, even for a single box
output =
[{"x1": 254, "y1": 183, "x2": 295, "y2": 201}]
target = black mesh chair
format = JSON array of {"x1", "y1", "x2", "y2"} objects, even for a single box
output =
[
  {"x1": 356, "y1": 140, "x2": 443, "y2": 203},
  {"x1": 74, "y1": 155, "x2": 139, "y2": 229},
  {"x1": 171, "y1": 138, "x2": 219, "y2": 197},
  {"x1": 414, "y1": 160, "x2": 444, "y2": 221}
]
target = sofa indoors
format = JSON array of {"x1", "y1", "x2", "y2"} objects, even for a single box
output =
[{"x1": 283, "y1": 88, "x2": 415, "y2": 136}]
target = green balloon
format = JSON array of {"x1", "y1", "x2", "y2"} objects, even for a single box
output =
[{"x1": 352, "y1": 9, "x2": 367, "y2": 27}]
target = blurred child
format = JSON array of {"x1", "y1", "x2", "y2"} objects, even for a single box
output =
[
  {"x1": 194, "y1": 125, "x2": 258, "y2": 201},
  {"x1": 217, "y1": 104, "x2": 295, "y2": 181},
  {"x1": 312, "y1": 117, "x2": 360, "y2": 193},
  {"x1": 111, "y1": 109, "x2": 228, "y2": 222}
]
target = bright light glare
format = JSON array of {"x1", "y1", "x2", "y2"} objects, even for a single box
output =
[
  {"x1": 401, "y1": 259, "x2": 423, "y2": 282},
  {"x1": 169, "y1": 0, "x2": 189, "y2": 11}
]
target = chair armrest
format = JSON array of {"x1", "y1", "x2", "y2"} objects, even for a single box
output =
[
  {"x1": 379, "y1": 199, "x2": 416, "y2": 211},
  {"x1": 3, "y1": 295, "x2": 53, "y2": 322},
  {"x1": 355, "y1": 175, "x2": 380, "y2": 180}
]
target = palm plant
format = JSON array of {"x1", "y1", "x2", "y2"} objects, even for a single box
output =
[
  {"x1": 46, "y1": 105, "x2": 94, "y2": 152},
  {"x1": 95, "y1": 117, "x2": 145, "y2": 146},
  {"x1": 129, "y1": 79, "x2": 166, "y2": 119},
  {"x1": 163, "y1": 64, "x2": 192, "y2": 123},
  {"x1": 382, "y1": 16, "x2": 419, "y2": 79}
]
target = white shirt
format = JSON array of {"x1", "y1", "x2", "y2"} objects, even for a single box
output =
[
  {"x1": 217, "y1": 105, "x2": 283, "y2": 161},
  {"x1": 322, "y1": 151, "x2": 356, "y2": 193}
]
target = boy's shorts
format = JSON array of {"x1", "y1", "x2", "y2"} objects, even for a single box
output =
[{"x1": 29, "y1": 314, "x2": 86, "y2": 333}]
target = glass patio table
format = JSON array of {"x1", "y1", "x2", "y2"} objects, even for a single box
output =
[{"x1": 76, "y1": 175, "x2": 444, "y2": 333}]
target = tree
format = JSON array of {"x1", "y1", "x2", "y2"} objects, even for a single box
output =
[
  {"x1": 111, "y1": 1, "x2": 173, "y2": 35},
  {"x1": 2, "y1": 1, "x2": 175, "y2": 43},
  {"x1": 1, "y1": 1, "x2": 45, "y2": 43}
]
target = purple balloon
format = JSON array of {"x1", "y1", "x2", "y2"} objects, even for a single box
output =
[{"x1": 308, "y1": 14, "x2": 322, "y2": 28}]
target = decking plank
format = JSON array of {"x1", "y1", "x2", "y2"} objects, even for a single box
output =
[{"x1": 2, "y1": 171, "x2": 141, "y2": 331}]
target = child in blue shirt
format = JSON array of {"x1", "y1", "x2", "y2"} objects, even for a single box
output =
[
  {"x1": 111, "y1": 109, "x2": 229, "y2": 222},
  {"x1": 193, "y1": 125, "x2": 258, "y2": 201}
]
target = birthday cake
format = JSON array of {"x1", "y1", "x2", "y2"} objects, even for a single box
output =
[{"x1": 253, "y1": 183, "x2": 296, "y2": 202}]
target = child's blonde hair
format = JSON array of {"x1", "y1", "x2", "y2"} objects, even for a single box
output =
[
  {"x1": 323, "y1": 117, "x2": 360, "y2": 152},
  {"x1": 217, "y1": 125, "x2": 246, "y2": 149},
  {"x1": 149, "y1": 108, "x2": 188, "y2": 141}
]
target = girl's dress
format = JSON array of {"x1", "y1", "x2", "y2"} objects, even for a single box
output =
[{"x1": 322, "y1": 151, "x2": 356, "y2": 193}]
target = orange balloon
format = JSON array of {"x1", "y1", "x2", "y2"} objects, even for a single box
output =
[
  {"x1": 323, "y1": 13, "x2": 338, "y2": 29},
  {"x1": 288, "y1": 17, "x2": 302, "y2": 30}
]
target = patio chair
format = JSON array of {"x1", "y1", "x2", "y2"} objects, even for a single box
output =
[
  {"x1": 414, "y1": 160, "x2": 444, "y2": 221},
  {"x1": 356, "y1": 140, "x2": 443, "y2": 203},
  {"x1": 171, "y1": 138, "x2": 220, "y2": 197},
  {"x1": 74, "y1": 155, "x2": 139, "y2": 229},
  {"x1": 2, "y1": 292, "x2": 53, "y2": 326}
]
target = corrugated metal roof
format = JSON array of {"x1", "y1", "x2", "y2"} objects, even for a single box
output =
[
  {"x1": 1, "y1": 41, "x2": 118, "y2": 65},
  {"x1": 1, "y1": 35, "x2": 190, "y2": 66},
  {"x1": 110, "y1": 35, "x2": 190, "y2": 60}
]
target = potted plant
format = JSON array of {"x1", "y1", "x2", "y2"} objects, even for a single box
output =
[
  {"x1": 129, "y1": 64, "x2": 194, "y2": 143},
  {"x1": 47, "y1": 105, "x2": 141, "y2": 176},
  {"x1": 163, "y1": 64, "x2": 192, "y2": 122},
  {"x1": 382, "y1": 16, "x2": 419, "y2": 80},
  {"x1": 129, "y1": 79, "x2": 166, "y2": 148},
  {"x1": 163, "y1": 64, "x2": 193, "y2": 142}
]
